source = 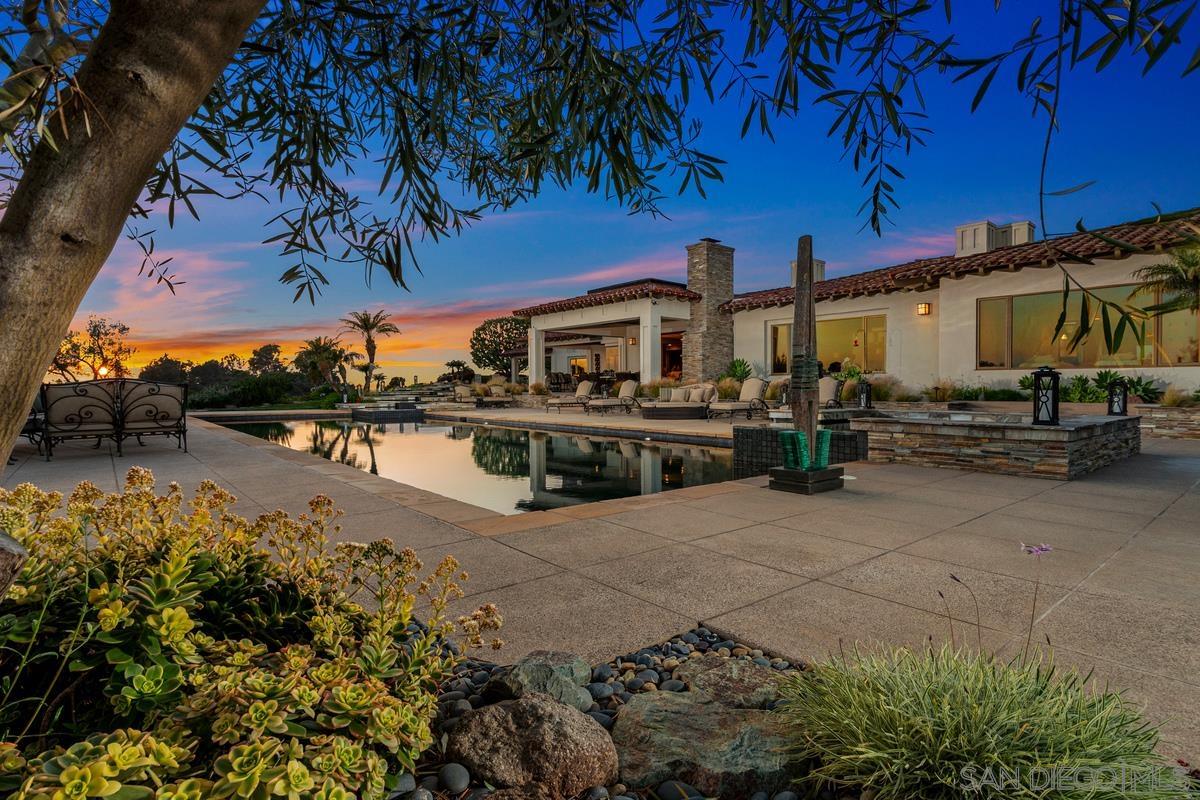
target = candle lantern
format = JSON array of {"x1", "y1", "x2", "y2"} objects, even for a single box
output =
[
  {"x1": 1106, "y1": 378, "x2": 1129, "y2": 416},
  {"x1": 1031, "y1": 366, "x2": 1061, "y2": 426},
  {"x1": 857, "y1": 377, "x2": 873, "y2": 409}
]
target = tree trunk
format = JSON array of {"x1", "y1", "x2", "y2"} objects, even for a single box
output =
[
  {"x1": 789, "y1": 235, "x2": 819, "y2": 464},
  {"x1": 0, "y1": 0, "x2": 266, "y2": 465}
]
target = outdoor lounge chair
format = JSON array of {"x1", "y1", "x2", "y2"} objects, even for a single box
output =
[
  {"x1": 707, "y1": 377, "x2": 769, "y2": 420},
  {"x1": 585, "y1": 380, "x2": 640, "y2": 414},
  {"x1": 819, "y1": 376, "x2": 843, "y2": 408},
  {"x1": 478, "y1": 384, "x2": 515, "y2": 407},
  {"x1": 118, "y1": 380, "x2": 188, "y2": 453},
  {"x1": 546, "y1": 380, "x2": 595, "y2": 412},
  {"x1": 452, "y1": 385, "x2": 475, "y2": 404}
]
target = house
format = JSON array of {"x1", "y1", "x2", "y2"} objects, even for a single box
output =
[{"x1": 512, "y1": 209, "x2": 1200, "y2": 391}]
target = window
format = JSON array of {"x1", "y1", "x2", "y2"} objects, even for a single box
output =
[
  {"x1": 604, "y1": 346, "x2": 620, "y2": 371},
  {"x1": 1159, "y1": 293, "x2": 1200, "y2": 365},
  {"x1": 769, "y1": 315, "x2": 887, "y2": 374},
  {"x1": 977, "y1": 283, "x2": 1174, "y2": 369}
]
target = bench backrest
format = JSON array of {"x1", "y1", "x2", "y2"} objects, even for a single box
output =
[
  {"x1": 120, "y1": 381, "x2": 187, "y2": 431},
  {"x1": 41, "y1": 380, "x2": 120, "y2": 433},
  {"x1": 739, "y1": 377, "x2": 767, "y2": 402}
]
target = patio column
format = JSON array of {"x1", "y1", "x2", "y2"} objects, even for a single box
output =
[
  {"x1": 639, "y1": 444, "x2": 662, "y2": 494},
  {"x1": 509, "y1": 355, "x2": 521, "y2": 380},
  {"x1": 528, "y1": 327, "x2": 545, "y2": 385},
  {"x1": 638, "y1": 302, "x2": 662, "y2": 381}
]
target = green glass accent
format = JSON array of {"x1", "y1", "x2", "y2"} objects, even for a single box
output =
[
  {"x1": 815, "y1": 428, "x2": 832, "y2": 469},
  {"x1": 779, "y1": 429, "x2": 800, "y2": 469}
]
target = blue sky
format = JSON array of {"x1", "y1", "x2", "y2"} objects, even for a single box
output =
[{"x1": 75, "y1": 5, "x2": 1200, "y2": 381}]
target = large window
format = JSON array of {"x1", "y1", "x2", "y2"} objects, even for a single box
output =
[
  {"x1": 770, "y1": 315, "x2": 887, "y2": 374},
  {"x1": 976, "y1": 283, "x2": 1198, "y2": 369}
]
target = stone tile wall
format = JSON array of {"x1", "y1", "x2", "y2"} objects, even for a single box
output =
[
  {"x1": 683, "y1": 239, "x2": 734, "y2": 384},
  {"x1": 1133, "y1": 404, "x2": 1200, "y2": 439}
]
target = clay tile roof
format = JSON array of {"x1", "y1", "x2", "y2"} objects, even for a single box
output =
[
  {"x1": 512, "y1": 279, "x2": 700, "y2": 318},
  {"x1": 721, "y1": 209, "x2": 1200, "y2": 314}
]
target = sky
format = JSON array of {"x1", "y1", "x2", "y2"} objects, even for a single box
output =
[{"x1": 73, "y1": 5, "x2": 1200, "y2": 382}]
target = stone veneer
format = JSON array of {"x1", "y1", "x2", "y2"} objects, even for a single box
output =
[
  {"x1": 732, "y1": 424, "x2": 867, "y2": 479},
  {"x1": 1133, "y1": 404, "x2": 1200, "y2": 439},
  {"x1": 682, "y1": 239, "x2": 734, "y2": 384},
  {"x1": 850, "y1": 413, "x2": 1141, "y2": 480}
]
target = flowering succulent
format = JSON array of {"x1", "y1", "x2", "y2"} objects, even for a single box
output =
[{"x1": 1, "y1": 470, "x2": 503, "y2": 800}]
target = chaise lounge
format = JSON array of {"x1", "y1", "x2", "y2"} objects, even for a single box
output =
[
  {"x1": 585, "y1": 380, "x2": 640, "y2": 414},
  {"x1": 477, "y1": 384, "x2": 515, "y2": 407},
  {"x1": 546, "y1": 380, "x2": 596, "y2": 413},
  {"x1": 707, "y1": 377, "x2": 769, "y2": 420}
]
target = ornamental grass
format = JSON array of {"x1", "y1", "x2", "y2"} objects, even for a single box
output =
[{"x1": 776, "y1": 645, "x2": 1187, "y2": 800}]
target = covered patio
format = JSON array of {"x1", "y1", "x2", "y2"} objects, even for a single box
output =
[{"x1": 512, "y1": 279, "x2": 698, "y2": 387}]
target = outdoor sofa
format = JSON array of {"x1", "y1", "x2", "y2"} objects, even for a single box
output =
[
  {"x1": 707, "y1": 377, "x2": 769, "y2": 419},
  {"x1": 819, "y1": 376, "x2": 844, "y2": 408},
  {"x1": 637, "y1": 383, "x2": 716, "y2": 420},
  {"x1": 584, "y1": 380, "x2": 640, "y2": 414},
  {"x1": 477, "y1": 385, "x2": 515, "y2": 407},
  {"x1": 38, "y1": 378, "x2": 188, "y2": 460}
]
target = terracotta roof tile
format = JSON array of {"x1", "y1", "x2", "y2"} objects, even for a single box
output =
[
  {"x1": 722, "y1": 209, "x2": 1200, "y2": 313},
  {"x1": 512, "y1": 280, "x2": 700, "y2": 318}
]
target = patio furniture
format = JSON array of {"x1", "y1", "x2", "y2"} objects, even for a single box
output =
[
  {"x1": 819, "y1": 376, "x2": 843, "y2": 408},
  {"x1": 477, "y1": 385, "x2": 515, "y2": 407},
  {"x1": 452, "y1": 385, "x2": 475, "y2": 403},
  {"x1": 118, "y1": 380, "x2": 188, "y2": 453},
  {"x1": 547, "y1": 380, "x2": 596, "y2": 412},
  {"x1": 39, "y1": 379, "x2": 187, "y2": 460},
  {"x1": 707, "y1": 377, "x2": 769, "y2": 420},
  {"x1": 638, "y1": 383, "x2": 715, "y2": 420},
  {"x1": 585, "y1": 380, "x2": 640, "y2": 414}
]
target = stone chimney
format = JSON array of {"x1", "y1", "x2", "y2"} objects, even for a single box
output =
[
  {"x1": 683, "y1": 238, "x2": 734, "y2": 383},
  {"x1": 791, "y1": 258, "x2": 826, "y2": 285},
  {"x1": 955, "y1": 220, "x2": 1036, "y2": 257}
]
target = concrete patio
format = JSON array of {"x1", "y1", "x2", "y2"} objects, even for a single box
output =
[{"x1": 4, "y1": 418, "x2": 1197, "y2": 759}]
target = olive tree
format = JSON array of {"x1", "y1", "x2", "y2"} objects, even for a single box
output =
[
  {"x1": 470, "y1": 317, "x2": 530, "y2": 377},
  {"x1": 1, "y1": 0, "x2": 1197, "y2": 461}
]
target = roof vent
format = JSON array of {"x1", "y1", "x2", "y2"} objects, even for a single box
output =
[{"x1": 955, "y1": 220, "x2": 1036, "y2": 257}]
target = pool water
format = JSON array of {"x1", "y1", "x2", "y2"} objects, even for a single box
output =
[{"x1": 226, "y1": 419, "x2": 733, "y2": 515}]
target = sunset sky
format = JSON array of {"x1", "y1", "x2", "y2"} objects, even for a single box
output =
[{"x1": 74, "y1": 8, "x2": 1200, "y2": 382}]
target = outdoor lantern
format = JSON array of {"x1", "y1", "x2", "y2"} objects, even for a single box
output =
[
  {"x1": 627, "y1": 337, "x2": 637, "y2": 346},
  {"x1": 1107, "y1": 378, "x2": 1129, "y2": 416},
  {"x1": 916, "y1": 302, "x2": 931, "y2": 316},
  {"x1": 857, "y1": 377, "x2": 873, "y2": 409},
  {"x1": 1031, "y1": 366, "x2": 1061, "y2": 426}
]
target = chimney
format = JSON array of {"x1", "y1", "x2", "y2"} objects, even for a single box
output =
[
  {"x1": 683, "y1": 238, "x2": 734, "y2": 383},
  {"x1": 791, "y1": 258, "x2": 826, "y2": 285},
  {"x1": 955, "y1": 220, "x2": 1037, "y2": 257}
]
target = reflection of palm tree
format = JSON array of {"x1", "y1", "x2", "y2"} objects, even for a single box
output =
[
  {"x1": 470, "y1": 428, "x2": 530, "y2": 477},
  {"x1": 306, "y1": 420, "x2": 361, "y2": 468},
  {"x1": 353, "y1": 423, "x2": 382, "y2": 475},
  {"x1": 235, "y1": 422, "x2": 293, "y2": 444},
  {"x1": 1134, "y1": 246, "x2": 1200, "y2": 313}
]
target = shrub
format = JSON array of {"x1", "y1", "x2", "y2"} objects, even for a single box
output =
[
  {"x1": 1061, "y1": 374, "x2": 1106, "y2": 403},
  {"x1": 0, "y1": 470, "x2": 501, "y2": 799},
  {"x1": 764, "y1": 379, "x2": 788, "y2": 403},
  {"x1": 528, "y1": 382, "x2": 549, "y2": 396},
  {"x1": 1160, "y1": 386, "x2": 1197, "y2": 407},
  {"x1": 502, "y1": 382, "x2": 526, "y2": 395},
  {"x1": 715, "y1": 377, "x2": 742, "y2": 399},
  {"x1": 863, "y1": 374, "x2": 902, "y2": 401},
  {"x1": 1125, "y1": 375, "x2": 1162, "y2": 403},
  {"x1": 921, "y1": 379, "x2": 956, "y2": 401},
  {"x1": 981, "y1": 387, "x2": 1027, "y2": 401},
  {"x1": 777, "y1": 646, "x2": 1185, "y2": 800},
  {"x1": 722, "y1": 358, "x2": 753, "y2": 381},
  {"x1": 638, "y1": 379, "x2": 679, "y2": 399}
]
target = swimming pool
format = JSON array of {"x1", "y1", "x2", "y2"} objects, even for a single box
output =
[{"x1": 225, "y1": 419, "x2": 733, "y2": 515}]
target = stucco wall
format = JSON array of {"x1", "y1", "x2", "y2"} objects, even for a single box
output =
[
  {"x1": 731, "y1": 289, "x2": 940, "y2": 389},
  {"x1": 937, "y1": 252, "x2": 1199, "y2": 391}
]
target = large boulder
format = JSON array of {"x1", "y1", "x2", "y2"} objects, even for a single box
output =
[
  {"x1": 484, "y1": 650, "x2": 593, "y2": 711},
  {"x1": 446, "y1": 692, "x2": 618, "y2": 799},
  {"x1": 610, "y1": 691, "x2": 790, "y2": 797},
  {"x1": 673, "y1": 652, "x2": 783, "y2": 708}
]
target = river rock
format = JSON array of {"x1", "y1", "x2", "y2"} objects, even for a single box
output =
[
  {"x1": 447, "y1": 692, "x2": 618, "y2": 799},
  {"x1": 610, "y1": 691, "x2": 790, "y2": 797},
  {"x1": 673, "y1": 652, "x2": 783, "y2": 708},
  {"x1": 485, "y1": 650, "x2": 593, "y2": 711}
]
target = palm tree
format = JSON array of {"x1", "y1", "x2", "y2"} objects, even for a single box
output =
[
  {"x1": 293, "y1": 336, "x2": 362, "y2": 388},
  {"x1": 340, "y1": 310, "x2": 400, "y2": 393},
  {"x1": 1134, "y1": 246, "x2": 1200, "y2": 314}
]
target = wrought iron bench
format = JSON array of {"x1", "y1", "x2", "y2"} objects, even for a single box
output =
[{"x1": 39, "y1": 379, "x2": 187, "y2": 460}]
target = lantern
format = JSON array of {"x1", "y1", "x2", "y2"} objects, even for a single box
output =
[
  {"x1": 1031, "y1": 366, "x2": 1060, "y2": 426},
  {"x1": 857, "y1": 377, "x2": 873, "y2": 409},
  {"x1": 1106, "y1": 378, "x2": 1129, "y2": 416}
]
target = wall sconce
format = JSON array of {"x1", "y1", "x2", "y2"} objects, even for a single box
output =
[
  {"x1": 627, "y1": 337, "x2": 637, "y2": 346},
  {"x1": 916, "y1": 302, "x2": 931, "y2": 316}
]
